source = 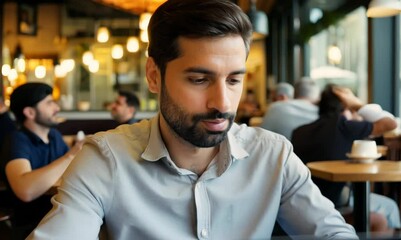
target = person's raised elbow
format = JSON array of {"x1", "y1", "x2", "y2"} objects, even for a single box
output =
[{"x1": 371, "y1": 117, "x2": 398, "y2": 136}]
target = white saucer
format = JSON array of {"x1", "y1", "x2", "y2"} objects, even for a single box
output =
[{"x1": 346, "y1": 153, "x2": 382, "y2": 163}]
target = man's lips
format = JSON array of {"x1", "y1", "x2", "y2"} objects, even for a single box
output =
[{"x1": 202, "y1": 119, "x2": 228, "y2": 131}]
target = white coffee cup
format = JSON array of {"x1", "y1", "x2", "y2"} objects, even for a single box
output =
[
  {"x1": 77, "y1": 101, "x2": 90, "y2": 111},
  {"x1": 350, "y1": 140, "x2": 378, "y2": 157},
  {"x1": 76, "y1": 130, "x2": 85, "y2": 141}
]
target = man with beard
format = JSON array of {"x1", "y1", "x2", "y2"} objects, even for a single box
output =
[
  {"x1": 109, "y1": 90, "x2": 140, "y2": 125},
  {"x1": 29, "y1": 0, "x2": 356, "y2": 239},
  {"x1": 0, "y1": 82, "x2": 84, "y2": 239}
]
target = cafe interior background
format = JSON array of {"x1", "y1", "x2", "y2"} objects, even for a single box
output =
[{"x1": 0, "y1": 0, "x2": 400, "y2": 123}]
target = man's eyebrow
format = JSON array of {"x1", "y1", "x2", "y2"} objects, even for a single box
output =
[
  {"x1": 184, "y1": 67, "x2": 214, "y2": 75},
  {"x1": 184, "y1": 67, "x2": 246, "y2": 75}
]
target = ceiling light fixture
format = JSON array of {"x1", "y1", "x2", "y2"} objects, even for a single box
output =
[
  {"x1": 139, "y1": 0, "x2": 152, "y2": 31},
  {"x1": 139, "y1": 12, "x2": 152, "y2": 30},
  {"x1": 246, "y1": 0, "x2": 269, "y2": 39},
  {"x1": 367, "y1": 0, "x2": 401, "y2": 18},
  {"x1": 127, "y1": 36, "x2": 140, "y2": 52},
  {"x1": 327, "y1": 44, "x2": 342, "y2": 65},
  {"x1": 96, "y1": 26, "x2": 110, "y2": 43},
  {"x1": 111, "y1": 44, "x2": 124, "y2": 59}
]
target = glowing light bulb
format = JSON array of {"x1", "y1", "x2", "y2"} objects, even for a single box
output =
[
  {"x1": 1, "y1": 64, "x2": 11, "y2": 76},
  {"x1": 127, "y1": 37, "x2": 140, "y2": 53},
  {"x1": 35, "y1": 65, "x2": 46, "y2": 79},
  {"x1": 82, "y1": 51, "x2": 94, "y2": 66},
  {"x1": 111, "y1": 44, "x2": 124, "y2": 59},
  {"x1": 97, "y1": 27, "x2": 110, "y2": 43}
]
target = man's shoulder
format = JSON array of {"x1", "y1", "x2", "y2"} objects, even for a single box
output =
[
  {"x1": 90, "y1": 118, "x2": 152, "y2": 144},
  {"x1": 230, "y1": 123, "x2": 290, "y2": 144},
  {"x1": 10, "y1": 128, "x2": 30, "y2": 141}
]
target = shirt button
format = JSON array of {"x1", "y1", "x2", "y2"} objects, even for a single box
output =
[{"x1": 201, "y1": 229, "x2": 208, "y2": 238}]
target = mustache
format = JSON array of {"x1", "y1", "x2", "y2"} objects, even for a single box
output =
[{"x1": 192, "y1": 110, "x2": 235, "y2": 122}]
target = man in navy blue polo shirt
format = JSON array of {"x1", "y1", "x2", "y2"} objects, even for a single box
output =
[{"x1": 0, "y1": 82, "x2": 84, "y2": 239}]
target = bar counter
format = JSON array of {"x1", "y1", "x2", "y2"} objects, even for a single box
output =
[{"x1": 56, "y1": 111, "x2": 157, "y2": 135}]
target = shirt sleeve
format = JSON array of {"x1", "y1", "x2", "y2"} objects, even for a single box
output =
[
  {"x1": 277, "y1": 146, "x2": 358, "y2": 239},
  {"x1": 27, "y1": 139, "x2": 114, "y2": 239},
  {"x1": 8, "y1": 131, "x2": 32, "y2": 161},
  {"x1": 339, "y1": 116, "x2": 373, "y2": 140}
]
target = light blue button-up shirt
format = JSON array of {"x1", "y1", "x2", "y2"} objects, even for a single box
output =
[{"x1": 29, "y1": 115, "x2": 357, "y2": 239}]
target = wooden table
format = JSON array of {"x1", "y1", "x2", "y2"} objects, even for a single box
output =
[{"x1": 307, "y1": 160, "x2": 401, "y2": 233}]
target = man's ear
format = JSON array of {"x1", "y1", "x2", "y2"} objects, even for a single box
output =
[
  {"x1": 146, "y1": 57, "x2": 161, "y2": 94},
  {"x1": 22, "y1": 106, "x2": 36, "y2": 120}
]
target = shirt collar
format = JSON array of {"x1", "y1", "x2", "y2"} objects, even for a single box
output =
[
  {"x1": 141, "y1": 115, "x2": 169, "y2": 162},
  {"x1": 141, "y1": 115, "x2": 249, "y2": 163},
  {"x1": 21, "y1": 126, "x2": 55, "y2": 145}
]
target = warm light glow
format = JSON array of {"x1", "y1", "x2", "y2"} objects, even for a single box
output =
[
  {"x1": 6, "y1": 87, "x2": 13, "y2": 96},
  {"x1": 16, "y1": 58, "x2": 26, "y2": 72},
  {"x1": 8, "y1": 69, "x2": 18, "y2": 82},
  {"x1": 2, "y1": 64, "x2": 11, "y2": 76},
  {"x1": 367, "y1": 0, "x2": 401, "y2": 17},
  {"x1": 54, "y1": 64, "x2": 67, "y2": 78},
  {"x1": 89, "y1": 60, "x2": 100, "y2": 73},
  {"x1": 327, "y1": 45, "x2": 342, "y2": 65},
  {"x1": 127, "y1": 36, "x2": 140, "y2": 53},
  {"x1": 97, "y1": 27, "x2": 110, "y2": 43},
  {"x1": 61, "y1": 59, "x2": 75, "y2": 72},
  {"x1": 111, "y1": 44, "x2": 124, "y2": 59},
  {"x1": 82, "y1": 51, "x2": 94, "y2": 65},
  {"x1": 140, "y1": 29, "x2": 149, "y2": 43},
  {"x1": 139, "y1": 12, "x2": 152, "y2": 30},
  {"x1": 35, "y1": 65, "x2": 46, "y2": 79}
]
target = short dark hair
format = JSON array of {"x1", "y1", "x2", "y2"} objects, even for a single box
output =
[
  {"x1": 118, "y1": 90, "x2": 140, "y2": 109},
  {"x1": 318, "y1": 84, "x2": 344, "y2": 117},
  {"x1": 10, "y1": 82, "x2": 53, "y2": 123},
  {"x1": 148, "y1": 0, "x2": 253, "y2": 78}
]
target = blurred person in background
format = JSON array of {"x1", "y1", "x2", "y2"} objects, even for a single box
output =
[
  {"x1": 0, "y1": 82, "x2": 84, "y2": 239},
  {"x1": 236, "y1": 89, "x2": 262, "y2": 124},
  {"x1": 261, "y1": 78, "x2": 320, "y2": 139},
  {"x1": 292, "y1": 84, "x2": 400, "y2": 233},
  {"x1": 271, "y1": 82, "x2": 294, "y2": 102},
  {"x1": 110, "y1": 90, "x2": 140, "y2": 125}
]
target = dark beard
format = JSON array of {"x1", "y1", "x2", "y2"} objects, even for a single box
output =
[
  {"x1": 160, "y1": 81, "x2": 235, "y2": 148},
  {"x1": 34, "y1": 109, "x2": 58, "y2": 128}
]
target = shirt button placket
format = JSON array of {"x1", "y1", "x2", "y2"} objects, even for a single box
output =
[
  {"x1": 195, "y1": 181, "x2": 210, "y2": 239},
  {"x1": 201, "y1": 228, "x2": 208, "y2": 238}
]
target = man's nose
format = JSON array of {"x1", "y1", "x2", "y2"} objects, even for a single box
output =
[{"x1": 207, "y1": 81, "x2": 231, "y2": 113}]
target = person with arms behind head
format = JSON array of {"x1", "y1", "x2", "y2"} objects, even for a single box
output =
[
  {"x1": 110, "y1": 90, "x2": 140, "y2": 125},
  {"x1": 292, "y1": 84, "x2": 401, "y2": 232},
  {"x1": 29, "y1": 1, "x2": 357, "y2": 239},
  {"x1": 0, "y1": 82, "x2": 84, "y2": 239}
]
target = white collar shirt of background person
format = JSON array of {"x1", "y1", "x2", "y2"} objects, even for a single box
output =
[
  {"x1": 260, "y1": 99, "x2": 319, "y2": 140},
  {"x1": 28, "y1": 115, "x2": 357, "y2": 240}
]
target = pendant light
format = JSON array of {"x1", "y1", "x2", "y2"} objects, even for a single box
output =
[
  {"x1": 247, "y1": 0, "x2": 269, "y2": 39},
  {"x1": 96, "y1": 26, "x2": 110, "y2": 43},
  {"x1": 35, "y1": 65, "x2": 46, "y2": 79},
  {"x1": 127, "y1": 36, "x2": 140, "y2": 53},
  {"x1": 367, "y1": 0, "x2": 401, "y2": 18},
  {"x1": 111, "y1": 44, "x2": 124, "y2": 59},
  {"x1": 139, "y1": 12, "x2": 152, "y2": 30}
]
